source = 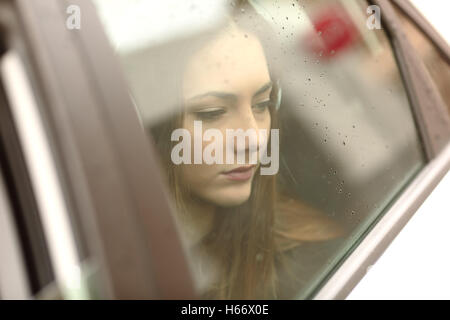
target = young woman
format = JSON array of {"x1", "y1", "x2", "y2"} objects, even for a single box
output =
[{"x1": 147, "y1": 6, "x2": 344, "y2": 300}]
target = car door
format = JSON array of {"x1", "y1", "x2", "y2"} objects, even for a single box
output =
[
  {"x1": 0, "y1": 0, "x2": 194, "y2": 299},
  {"x1": 0, "y1": 0, "x2": 448, "y2": 299}
]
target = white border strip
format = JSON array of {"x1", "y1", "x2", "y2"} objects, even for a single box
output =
[
  {"x1": 315, "y1": 142, "x2": 450, "y2": 299},
  {"x1": 0, "y1": 52, "x2": 82, "y2": 298}
]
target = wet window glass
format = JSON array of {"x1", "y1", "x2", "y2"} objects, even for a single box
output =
[{"x1": 94, "y1": 0, "x2": 425, "y2": 299}]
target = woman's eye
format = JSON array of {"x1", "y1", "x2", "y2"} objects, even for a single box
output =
[
  {"x1": 194, "y1": 108, "x2": 226, "y2": 121},
  {"x1": 252, "y1": 100, "x2": 270, "y2": 113}
]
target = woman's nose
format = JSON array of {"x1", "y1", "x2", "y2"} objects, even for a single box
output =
[{"x1": 230, "y1": 105, "x2": 261, "y2": 161}]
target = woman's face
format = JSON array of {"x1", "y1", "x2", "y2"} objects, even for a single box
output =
[{"x1": 181, "y1": 26, "x2": 272, "y2": 207}]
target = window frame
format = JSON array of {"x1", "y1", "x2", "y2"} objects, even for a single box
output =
[
  {"x1": 1, "y1": 0, "x2": 448, "y2": 299},
  {"x1": 0, "y1": 158, "x2": 30, "y2": 299},
  {"x1": 391, "y1": 0, "x2": 450, "y2": 64},
  {"x1": 0, "y1": 4, "x2": 55, "y2": 294},
  {"x1": 2, "y1": 0, "x2": 195, "y2": 299},
  {"x1": 371, "y1": 0, "x2": 450, "y2": 160}
]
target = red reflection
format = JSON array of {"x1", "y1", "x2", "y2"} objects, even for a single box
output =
[{"x1": 303, "y1": 5, "x2": 359, "y2": 59}]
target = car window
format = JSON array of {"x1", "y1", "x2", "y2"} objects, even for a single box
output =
[{"x1": 94, "y1": 0, "x2": 425, "y2": 299}]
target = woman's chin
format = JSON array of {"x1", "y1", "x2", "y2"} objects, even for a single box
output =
[
  {"x1": 207, "y1": 185, "x2": 252, "y2": 207},
  {"x1": 218, "y1": 195, "x2": 250, "y2": 207}
]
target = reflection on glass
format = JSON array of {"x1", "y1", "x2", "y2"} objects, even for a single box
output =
[{"x1": 94, "y1": 0, "x2": 425, "y2": 299}]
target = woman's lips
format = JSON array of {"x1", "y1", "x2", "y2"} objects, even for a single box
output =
[{"x1": 221, "y1": 165, "x2": 255, "y2": 181}]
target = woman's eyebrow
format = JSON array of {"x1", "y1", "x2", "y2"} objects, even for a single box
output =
[
  {"x1": 186, "y1": 91, "x2": 237, "y2": 102},
  {"x1": 253, "y1": 81, "x2": 273, "y2": 97},
  {"x1": 186, "y1": 81, "x2": 273, "y2": 102}
]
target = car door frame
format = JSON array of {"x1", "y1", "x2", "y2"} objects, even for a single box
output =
[
  {"x1": 1, "y1": 0, "x2": 196, "y2": 299},
  {"x1": 1, "y1": 0, "x2": 448, "y2": 299}
]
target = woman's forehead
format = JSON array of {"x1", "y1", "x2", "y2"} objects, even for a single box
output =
[{"x1": 182, "y1": 26, "x2": 271, "y2": 100}]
